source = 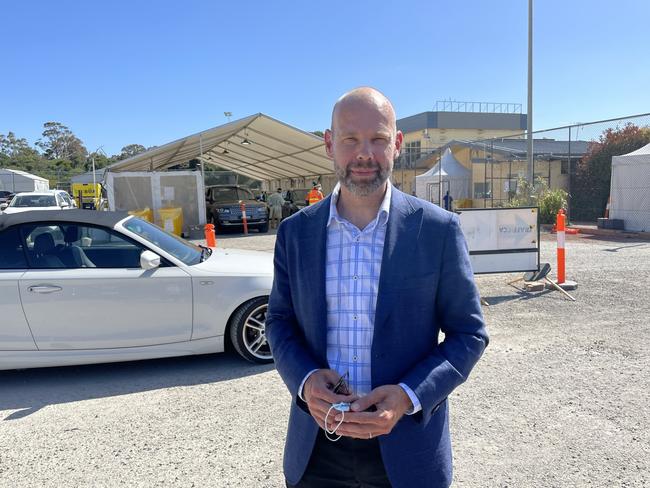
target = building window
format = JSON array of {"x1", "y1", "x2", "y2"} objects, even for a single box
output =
[
  {"x1": 474, "y1": 182, "x2": 492, "y2": 199},
  {"x1": 404, "y1": 141, "x2": 421, "y2": 168},
  {"x1": 561, "y1": 160, "x2": 569, "y2": 175}
]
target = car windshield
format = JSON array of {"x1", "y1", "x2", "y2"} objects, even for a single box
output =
[
  {"x1": 122, "y1": 217, "x2": 206, "y2": 266},
  {"x1": 211, "y1": 187, "x2": 255, "y2": 202},
  {"x1": 11, "y1": 195, "x2": 57, "y2": 207}
]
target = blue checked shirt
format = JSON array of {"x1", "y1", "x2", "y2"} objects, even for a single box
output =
[{"x1": 299, "y1": 183, "x2": 421, "y2": 414}]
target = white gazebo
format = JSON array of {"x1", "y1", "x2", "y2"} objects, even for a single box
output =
[{"x1": 415, "y1": 148, "x2": 471, "y2": 204}]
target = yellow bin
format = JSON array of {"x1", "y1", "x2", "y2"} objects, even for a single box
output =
[
  {"x1": 157, "y1": 207, "x2": 184, "y2": 236},
  {"x1": 128, "y1": 207, "x2": 154, "y2": 223}
]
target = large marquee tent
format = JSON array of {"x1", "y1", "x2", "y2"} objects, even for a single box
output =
[{"x1": 610, "y1": 142, "x2": 650, "y2": 232}]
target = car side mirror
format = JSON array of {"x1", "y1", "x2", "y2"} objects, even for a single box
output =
[
  {"x1": 0, "y1": 203, "x2": 7, "y2": 211},
  {"x1": 60, "y1": 201, "x2": 70, "y2": 208},
  {"x1": 140, "y1": 250, "x2": 161, "y2": 270}
]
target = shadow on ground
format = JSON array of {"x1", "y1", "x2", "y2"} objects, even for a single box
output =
[{"x1": 0, "y1": 351, "x2": 274, "y2": 421}]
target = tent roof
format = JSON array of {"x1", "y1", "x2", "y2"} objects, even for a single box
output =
[
  {"x1": 0, "y1": 168, "x2": 49, "y2": 182},
  {"x1": 617, "y1": 142, "x2": 650, "y2": 158},
  {"x1": 417, "y1": 148, "x2": 470, "y2": 178},
  {"x1": 108, "y1": 113, "x2": 334, "y2": 181}
]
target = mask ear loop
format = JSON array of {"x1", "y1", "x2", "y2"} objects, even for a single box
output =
[{"x1": 324, "y1": 405, "x2": 345, "y2": 442}]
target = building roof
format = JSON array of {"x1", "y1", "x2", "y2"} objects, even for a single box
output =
[
  {"x1": 108, "y1": 113, "x2": 334, "y2": 181},
  {"x1": 397, "y1": 111, "x2": 527, "y2": 133},
  {"x1": 441, "y1": 138, "x2": 590, "y2": 160}
]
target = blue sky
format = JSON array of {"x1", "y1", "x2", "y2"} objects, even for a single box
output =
[{"x1": 2, "y1": 0, "x2": 649, "y2": 156}]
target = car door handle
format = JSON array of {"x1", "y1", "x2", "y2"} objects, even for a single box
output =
[{"x1": 28, "y1": 285, "x2": 63, "y2": 294}]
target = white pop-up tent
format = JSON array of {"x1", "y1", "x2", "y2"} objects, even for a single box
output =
[
  {"x1": 610, "y1": 142, "x2": 650, "y2": 232},
  {"x1": 415, "y1": 148, "x2": 471, "y2": 203}
]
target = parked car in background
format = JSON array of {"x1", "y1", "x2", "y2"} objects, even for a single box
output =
[
  {"x1": 0, "y1": 190, "x2": 15, "y2": 206},
  {"x1": 1, "y1": 190, "x2": 76, "y2": 214},
  {"x1": 0, "y1": 209, "x2": 274, "y2": 370},
  {"x1": 206, "y1": 185, "x2": 269, "y2": 233},
  {"x1": 282, "y1": 188, "x2": 311, "y2": 219}
]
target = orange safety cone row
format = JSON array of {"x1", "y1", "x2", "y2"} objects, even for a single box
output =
[
  {"x1": 556, "y1": 209, "x2": 566, "y2": 284},
  {"x1": 205, "y1": 223, "x2": 216, "y2": 248}
]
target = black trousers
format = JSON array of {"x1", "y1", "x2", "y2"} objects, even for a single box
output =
[{"x1": 286, "y1": 429, "x2": 392, "y2": 488}]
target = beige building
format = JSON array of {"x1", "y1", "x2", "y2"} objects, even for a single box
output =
[
  {"x1": 413, "y1": 138, "x2": 589, "y2": 208},
  {"x1": 393, "y1": 109, "x2": 527, "y2": 195}
]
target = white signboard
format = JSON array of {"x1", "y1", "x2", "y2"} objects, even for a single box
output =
[{"x1": 457, "y1": 207, "x2": 539, "y2": 274}]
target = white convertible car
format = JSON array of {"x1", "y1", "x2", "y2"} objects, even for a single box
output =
[{"x1": 0, "y1": 210, "x2": 274, "y2": 370}]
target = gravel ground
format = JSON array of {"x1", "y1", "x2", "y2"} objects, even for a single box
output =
[{"x1": 1, "y1": 230, "x2": 648, "y2": 487}]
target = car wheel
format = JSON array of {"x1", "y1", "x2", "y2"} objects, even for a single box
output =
[{"x1": 229, "y1": 297, "x2": 273, "y2": 363}]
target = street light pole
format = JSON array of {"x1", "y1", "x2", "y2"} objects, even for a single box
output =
[{"x1": 527, "y1": 0, "x2": 534, "y2": 184}]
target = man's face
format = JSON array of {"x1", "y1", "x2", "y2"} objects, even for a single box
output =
[{"x1": 325, "y1": 98, "x2": 403, "y2": 197}]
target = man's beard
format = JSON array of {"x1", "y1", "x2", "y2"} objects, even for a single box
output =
[{"x1": 335, "y1": 161, "x2": 392, "y2": 197}]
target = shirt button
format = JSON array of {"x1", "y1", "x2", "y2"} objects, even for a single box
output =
[
  {"x1": 353, "y1": 356, "x2": 358, "y2": 362},
  {"x1": 353, "y1": 315, "x2": 357, "y2": 320},
  {"x1": 355, "y1": 237, "x2": 360, "y2": 242},
  {"x1": 353, "y1": 275, "x2": 358, "y2": 280}
]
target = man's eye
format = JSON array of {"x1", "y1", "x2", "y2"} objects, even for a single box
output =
[{"x1": 343, "y1": 138, "x2": 357, "y2": 144}]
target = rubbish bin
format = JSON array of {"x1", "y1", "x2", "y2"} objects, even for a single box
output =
[
  {"x1": 128, "y1": 208, "x2": 154, "y2": 223},
  {"x1": 157, "y1": 207, "x2": 184, "y2": 236}
]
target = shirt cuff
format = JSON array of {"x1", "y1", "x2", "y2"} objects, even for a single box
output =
[
  {"x1": 298, "y1": 369, "x2": 319, "y2": 402},
  {"x1": 398, "y1": 383, "x2": 422, "y2": 414}
]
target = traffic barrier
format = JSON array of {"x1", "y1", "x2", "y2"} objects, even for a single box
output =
[
  {"x1": 556, "y1": 209, "x2": 566, "y2": 284},
  {"x1": 240, "y1": 201, "x2": 248, "y2": 235},
  {"x1": 205, "y1": 223, "x2": 216, "y2": 248}
]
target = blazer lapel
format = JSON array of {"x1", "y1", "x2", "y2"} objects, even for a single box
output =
[
  {"x1": 374, "y1": 189, "x2": 423, "y2": 331},
  {"x1": 299, "y1": 197, "x2": 331, "y2": 363}
]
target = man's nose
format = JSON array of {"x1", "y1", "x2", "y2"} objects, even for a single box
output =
[{"x1": 356, "y1": 139, "x2": 373, "y2": 160}]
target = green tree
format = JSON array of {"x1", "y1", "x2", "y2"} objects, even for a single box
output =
[
  {"x1": 35, "y1": 121, "x2": 88, "y2": 165},
  {"x1": 118, "y1": 144, "x2": 147, "y2": 160},
  {"x1": 572, "y1": 123, "x2": 650, "y2": 221},
  {"x1": 507, "y1": 177, "x2": 568, "y2": 224}
]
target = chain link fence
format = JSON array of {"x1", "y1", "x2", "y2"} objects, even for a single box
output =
[{"x1": 408, "y1": 113, "x2": 650, "y2": 223}]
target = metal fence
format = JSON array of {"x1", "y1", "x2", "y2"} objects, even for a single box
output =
[{"x1": 399, "y1": 113, "x2": 650, "y2": 222}]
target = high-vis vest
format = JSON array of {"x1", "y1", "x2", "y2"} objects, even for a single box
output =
[{"x1": 308, "y1": 188, "x2": 323, "y2": 205}]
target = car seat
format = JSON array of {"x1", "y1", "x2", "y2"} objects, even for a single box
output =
[
  {"x1": 33, "y1": 233, "x2": 65, "y2": 268},
  {"x1": 58, "y1": 226, "x2": 96, "y2": 268}
]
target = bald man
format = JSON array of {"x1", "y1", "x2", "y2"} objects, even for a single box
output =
[{"x1": 267, "y1": 87, "x2": 488, "y2": 488}]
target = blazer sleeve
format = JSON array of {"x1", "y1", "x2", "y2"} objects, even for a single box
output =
[
  {"x1": 400, "y1": 214, "x2": 489, "y2": 425},
  {"x1": 266, "y1": 221, "x2": 322, "y2": 402}
]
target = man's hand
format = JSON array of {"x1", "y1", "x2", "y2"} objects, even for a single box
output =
[
  {"x1": 303, "y1": 369, "x2": 357, "y2": 431},
  {"x1": 332, "y1": 385, "x2": 413, "y2": 439}
]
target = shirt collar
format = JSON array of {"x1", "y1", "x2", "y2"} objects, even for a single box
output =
[{"x1": 327, "y1": 182, "x2": 392, "y2": 228}]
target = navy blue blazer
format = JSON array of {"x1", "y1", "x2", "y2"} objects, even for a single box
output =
[{"x1": 267, "y1": 187, "x2": 488, "y2": 488}]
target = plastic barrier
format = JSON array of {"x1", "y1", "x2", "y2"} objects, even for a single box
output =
[
  {"x1": 556, "y1": 209, "x2": 566, "y2": 284},
  {"x1": 158, "y1": 207, "x2": 184, "y2": 236},
  {"x1": 240, "y1": 201, "x2": 248, "y2": 235},
  {"x1": 128, "y1": 207, "x2": 154, "y2": 223}
]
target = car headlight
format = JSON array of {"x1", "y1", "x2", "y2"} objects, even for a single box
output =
[{"x1": 218, "y1": 208, "x2": 230, "y2": 214}]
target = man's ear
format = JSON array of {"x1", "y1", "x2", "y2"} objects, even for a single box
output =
[
  {"x1": 324, "y1": 129, "x2": 334, "y2": 158},
  {"x1": 394, "y1": 130, "x2": 404, "y2": 158}
]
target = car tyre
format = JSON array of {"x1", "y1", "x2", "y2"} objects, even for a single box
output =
[{"x1": 229, "y1": 296, "x2": 273, "y2": 364}]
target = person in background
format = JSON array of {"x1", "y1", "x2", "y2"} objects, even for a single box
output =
[
  {"x1": 267, "y1": 87, "x2": 488, "y2": 488},
  {"x1": 267, "y1": 188, "x2": 285, "y2": 229},
  {"x1": 307, "y1": 182, "x2": 324, "y2": 205},
  {"x1": 443, "y1": 190, "x2": 453, "y2": 211}
]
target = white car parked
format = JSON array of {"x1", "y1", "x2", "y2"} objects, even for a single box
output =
[
  {"x1": 0, "y1": 210, "x2": 273, "y2": 370},
  {"x1": 1, "y1": 190, "x2": 77, "y2": 214}
]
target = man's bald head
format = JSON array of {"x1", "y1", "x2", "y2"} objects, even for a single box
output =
[{"x1": 331, "y1": 87, "x2": 397, "y2": 133}]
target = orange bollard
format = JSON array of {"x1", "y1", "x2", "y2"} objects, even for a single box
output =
[
  {"x1": 205, "y1": 223, "x2": 216, "y2": 248},
  {"x1": 556, "y1": 209, "x2": 566, "y2": 284},
  {"x1": 240, "y1": 201, "x2": 248, "y2": 235}
]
